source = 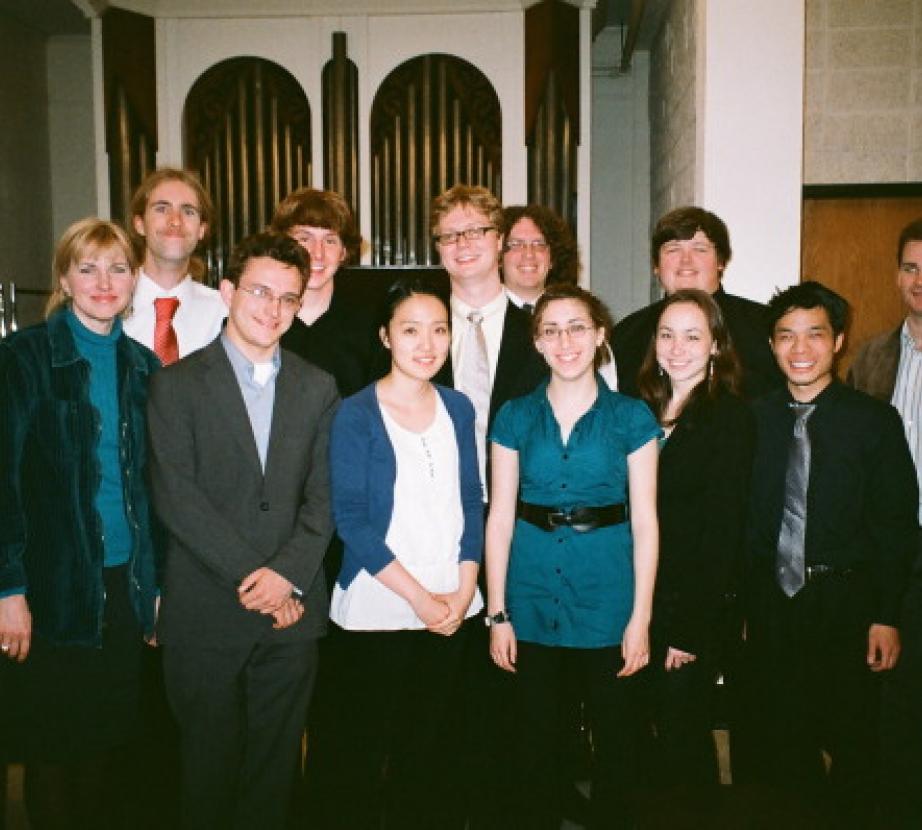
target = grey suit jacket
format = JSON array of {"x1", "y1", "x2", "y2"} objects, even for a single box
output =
[
  {"x1": 847, "y1": 325, "x2": 901, "y2": 402},
  {"x1": 148, "y1": 337, "x2": 339, "y2": 647}
]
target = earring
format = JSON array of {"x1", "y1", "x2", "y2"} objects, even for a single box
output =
[
  {"x1": 658, "y1": 365, "x2": 664, "y2": 377},
  {"x1": 708, "y1": 357, "x2": 714, "y2": 380}
]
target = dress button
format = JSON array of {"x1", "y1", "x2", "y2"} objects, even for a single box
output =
[
  {"x1": 555, "y1": 567, "x2": 561, "y2": 574},
  {"x1": 260, "y1": 501, "x2": 270, "y2": 511},
  {"x1": 561, "y1": 483, "x2": 567, "y2": 489},
  {"x1": 553, "y1": 598, "x2": 560, "y2": 605},
  {"x1": 562, "y1": 454, "x2": 569, "y2": 460}
]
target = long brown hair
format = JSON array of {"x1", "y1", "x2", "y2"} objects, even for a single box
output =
[{"x1": 637, "y1": 289, "x2": 741, "y2": 424}]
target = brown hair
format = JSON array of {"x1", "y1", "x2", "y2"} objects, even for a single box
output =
[
  {"x1": 429, "y1": 184, "x2": 503, "y2": 237},
  {"x1": 651, "y1": 206, "x2": 732, "y2": 269},
  {"x1": 223, "y1": 232, "x2": 310, "y2": 293},
  {"x1": 637, "y1": 289, "x2": 742, "y2": 424},
  {"x1": 897, "y1": 217, "x2": 922, "y2": 264},
  {"x1": 532, "y1": 283, "x2": 613, "y2": 371},
  {"x1": 270, "y1": 187, "x2": 363, "y2": 264},
  {"x1": 46, "y1": 218, "x2": 137, "y2": 318},
  {"x1": 500, "y1": 204, "x2": 580, "y2": 286},
  {"x1": 127, "y1": 167, "x2": 213, "y2": 281}
]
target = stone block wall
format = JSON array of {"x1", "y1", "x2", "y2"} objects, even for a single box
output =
[
  {"x1": 649, "y1": 0, "x2": 698, "y2": 235},
  {"x1": 805, "y1": 0, "x2": 922, "y2": 183}
]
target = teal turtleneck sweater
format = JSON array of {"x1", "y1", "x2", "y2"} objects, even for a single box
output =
[{"x1": 66, "y1": 309, "x2": 132, "y2": 567}]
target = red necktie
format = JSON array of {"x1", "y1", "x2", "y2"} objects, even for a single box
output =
[{"x1": 154, "y1": 297, "x2": 181, "y2": 365}]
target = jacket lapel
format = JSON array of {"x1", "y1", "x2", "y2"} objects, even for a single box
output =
[{"x1": 201, "y1": 340, "x2": 263, "y2": 476}]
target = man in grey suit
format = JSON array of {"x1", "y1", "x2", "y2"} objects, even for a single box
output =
[{"x1": 148, "y1": 232, "x2": 339, "y2": 829}]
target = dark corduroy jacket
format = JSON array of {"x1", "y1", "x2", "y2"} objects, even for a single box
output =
[{"x1": 0, "y1": 310, "x2": 161, "y2": 646}]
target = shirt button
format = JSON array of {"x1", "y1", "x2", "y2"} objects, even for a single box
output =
[{"x1": 260, "y1": 501, "x2": 270, "y2": 511}]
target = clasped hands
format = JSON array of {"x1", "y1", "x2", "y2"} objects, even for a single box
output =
[
  {"x1": 413, "y1": 590, "x2": 468, "y2": 636},
  {"x1": 238, "y1": 567, "x2": 304, "y2": 630}
]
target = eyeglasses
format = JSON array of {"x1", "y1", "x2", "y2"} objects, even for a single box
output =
[
  {"x1": 237, "y1": 284, "x2": 302, "y2": 312},
  {"x1": 433, "y1": 226, "x2": 496, "y2": 246},
  {"x1": 506, "y1": 239, "x2": 550, "y2": 254},
  {"x1": 899, "y1": 262, "x2": 920, "y2": 277},
  {"x1": 538, "y1": 323, "x2": 594, "y2": 341}
]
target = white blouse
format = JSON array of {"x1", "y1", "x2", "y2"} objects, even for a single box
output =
[{"x1": 330, "y1": 395, "x2": 484, "y2": 630}]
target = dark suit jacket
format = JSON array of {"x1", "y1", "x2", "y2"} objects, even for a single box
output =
[
  {"x1": 847, "y1": 325, "x2": 901, "y2": 402},
  {"x1": 654, "y1": 391, "x2": 755, "y2": 656},
  {"x1": 612, "y1": 287, "x2": 783, "y2": 400},
  {"x1": 148, "y1": 338, "x2": 339, "y2": 647},
  {"x1": 434, "y1": 298, "x2": 548, "y2": 427}
]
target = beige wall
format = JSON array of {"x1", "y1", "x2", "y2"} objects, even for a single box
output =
[
  {"x1": 805, "y1": 0, "x2": 922, "y2": 184},
  {"x1": 0, "y1": 15, "x2": 53, "y2": 328}
]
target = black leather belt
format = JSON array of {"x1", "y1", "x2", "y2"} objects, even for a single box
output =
[
  {"x1": 805, "y1": 564, "x2": 854, "y2": 582},
  {"x1": 517, "y1": 500, "x2": 627, "y2": 533}
]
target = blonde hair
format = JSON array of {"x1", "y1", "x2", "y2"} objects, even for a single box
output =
[
  {"x1": 429, "y1": 184, "x2": 503, "y2": 237},
  {"x1": 46, "y1": 218, "x2": 137, "y2": 318}
]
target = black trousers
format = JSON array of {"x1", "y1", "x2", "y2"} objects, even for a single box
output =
[
  {"x1": 11, "y1": 566, "x2": 143, "y2": 830},
  {"x1": 306, "y1": 621, "x2": 472, "y2": 830},
  {"x1": 509, "y1": 641, "x2": 641, "y2": 830},
  {"x1": 746, "y1": 575, "x2": 881, "y2": 828},
  {"x1": 880, "y1": 532, "x2": 922, "y2": 828},
  {"x1": 644, "y1": 640, "x2": 719, "y2": 797},
  {"x1": 162, "y1": 637, "x2": 318, "y2": 830}
]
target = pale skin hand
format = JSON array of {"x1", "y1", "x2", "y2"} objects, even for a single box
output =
[
  {"x1": 665, "y1": 646, "x2": 697, "y2": 671},
  {"x1": 0, "y1": 594, "x2": 32, "y2": 663},
  {"x1": 271, "y1": 597, "x2": 305, "y2": 629},
  {"x1": 431, "y1": 561, "x2": 480, "y2": 637},
  {"x1": 867, "y1": 623, "x2": 901, "y2": 672},
  {"x1": 238, "y1": 567, "x2": 293, "y2": 613},
  {"x1": 146, "y1": 595, "x2": 161, "y2": 647},
  {"x1": 490, "y1": 623, "x2": 517, "y2": 673}
]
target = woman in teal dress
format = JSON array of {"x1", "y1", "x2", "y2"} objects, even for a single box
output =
[{"x1": 485, "y1": 283, "x2": 660, "y2": 829}]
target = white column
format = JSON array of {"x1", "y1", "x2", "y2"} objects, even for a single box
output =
[{"x1": 696, "y1": 0, "x2": 805, "y2": 302}]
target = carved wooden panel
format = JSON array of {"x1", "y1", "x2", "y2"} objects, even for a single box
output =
[
  {"x1": 370, "y1": 54, "x2": 501, "y2": 266},
  {"x1": 184, "y1": 58, "x2": 311, "y2": 282}
]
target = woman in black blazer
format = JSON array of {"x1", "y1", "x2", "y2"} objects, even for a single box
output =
[{"x1": 637, "y1": 289, "x2": 755, "y2": 810}]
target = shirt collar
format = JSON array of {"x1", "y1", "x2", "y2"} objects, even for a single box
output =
[
  {"x1": 451, "y1": 286, "x2": 508, "y2": 320},
  {"x1": 134, "y1": 270, "x2": 194, "y2": 302},
  {"x1": 221, "y1": 332, "x2": 281, "y2": 385}
]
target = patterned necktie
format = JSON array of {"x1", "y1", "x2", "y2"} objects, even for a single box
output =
[
  {"x1": 154, "y1": 297, "x2": 181, "y2": 366},
  {"x1": 457, "y1": 310, "x2": 491, "y2": 491},
  {"x1": 776, "y1": 402, "x2": 816, "y2": 597}
]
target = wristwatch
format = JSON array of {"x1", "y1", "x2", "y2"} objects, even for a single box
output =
[{"x1": 484, "y1": 610, "x2": 511, "y2": 627}]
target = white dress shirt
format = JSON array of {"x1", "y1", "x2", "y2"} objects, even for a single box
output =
[{"x1": 124, "y1": 271, "x2": 227, "y2": 358}]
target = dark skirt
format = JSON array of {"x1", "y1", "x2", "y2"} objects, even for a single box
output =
[{"x1": 2, "y1": 565, "x2": 144, "y2": 764}]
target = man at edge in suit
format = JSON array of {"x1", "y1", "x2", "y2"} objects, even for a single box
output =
[
  {"x1": 147, "y1": 232, "x2": 339, "y2": 829},
  {"x1": 848, "y1": 218, "x2": 922, "y2": 828}
]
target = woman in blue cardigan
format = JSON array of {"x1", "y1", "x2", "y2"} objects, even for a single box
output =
[
  {"x1": 313, "y1": 277, "x2": 482, "y2": 829},
  {"x1": 0, "y1": 219, "x2": 160, "y2": 828}
]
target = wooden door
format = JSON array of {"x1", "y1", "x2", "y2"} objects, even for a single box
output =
[{"x1": 802, "y1": 188, "x2": 922, "y2": 375}]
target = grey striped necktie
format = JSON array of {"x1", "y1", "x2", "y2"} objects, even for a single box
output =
[{"x1": 776, "y1": 402, "x2": 816, "y2": 597}]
